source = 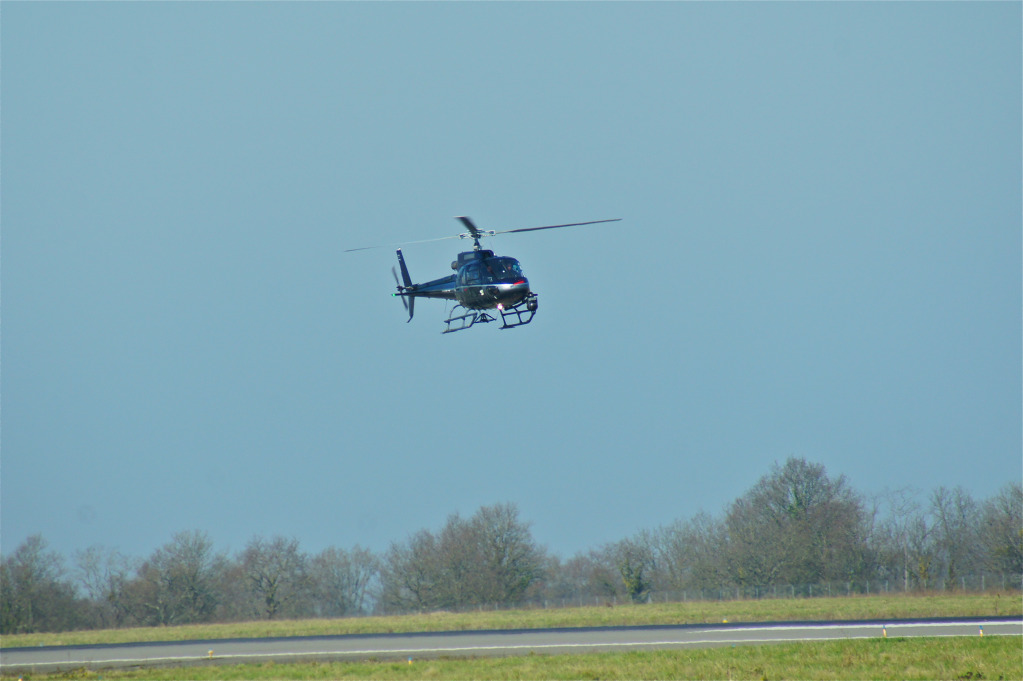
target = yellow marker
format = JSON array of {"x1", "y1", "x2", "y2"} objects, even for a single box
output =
[
  {"x1": 722, "y1": 618, "x2": 728, "y2": 623},
  {"x1": 979, "y1": 625, "x2": 984, "y2": 637},
  {"x1": 208, "y1": 649, "x2": 214, "y2": 659},
  {"x1": 408, "y1": 656, "x2": 413, "y2": 665},
  {"x1": 882, "y1": 625, "x2": 887, "y2": 638}
]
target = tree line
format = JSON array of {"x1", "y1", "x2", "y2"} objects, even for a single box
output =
[{"x1": 3, "y1": 458, "x2": 1020, "y2": 634}]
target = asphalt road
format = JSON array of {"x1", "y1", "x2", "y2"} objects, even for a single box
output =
[{"x1": 2, "y1": 618, "x2": 1020, "y2": 674}]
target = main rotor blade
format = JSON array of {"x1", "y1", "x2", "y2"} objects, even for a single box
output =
[
  {"x1": 344, "y1": 217, "x2": 622, "y2": 252},
  {"x1": 344, "y1": 234, "x2": 460, "y2": 253},
  {"x1": 493, "y1": 218, "x2": 622, "y2": 236}
]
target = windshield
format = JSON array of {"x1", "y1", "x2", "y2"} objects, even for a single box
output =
[{"x1": 484, "y1": 257, "x2": 523, "y2": 281}]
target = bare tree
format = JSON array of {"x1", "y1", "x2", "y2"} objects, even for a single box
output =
[
  {"x1": 128, "y1": 530, "x2": 226, "y2": 626},
  {"x1": 609, "y1": 536, "x2": 655, "y2": 603},
  {"x1": 652, "y1": 513, "x2": 728, "y2": 592},
  {"x1": 722, "y1": 493, "x2": 790, "y2": 588},
  {"x1": 240, "y1": 536, "x2": 309, "y2": 620},
  {"x1": 309, "y1": 546, "x2": 379, "y2": 616},
  {"x1": 539, "y1": 552, "x2": 614, "y2": 605},
  {"x1": 931, "y1": 486, "x2": 982, "y2": 585},
  {"x1": 906, "y1": 513, "x2": 937, "y2": 589},
  {"x1": 380, "y1": 529, "x2": 441, "y2": 612},
  {"x1": 980, "y1": 483, "x2": 1023, "y2": 576},
  {"x1": 436, "y1": 512, "x2": 477, "y2": 608},
  {"x1": 466, "y1": 503, "x2": 545, "y2": 605},
  {"x1": 723, "y1": 458, "x2": 869, "y2": 588},
  {"x1": 588, "y1": 547, "x2": 626, "y2": 600},
  {"x1": 870, "y1": 487, "x2": 927, "y2": 590},
  {"x1": 1, "y1": 535, "x2": 83, "y2": 634},
  {"x1": 380, "y1": 503, "x2": 545, "y2": 612},
  {"x1": 74, "y1": 546, "x2": 137, "y2": 628},
  {"x1": 214, "y1": 561, "x2": 251, "y2": 622}
]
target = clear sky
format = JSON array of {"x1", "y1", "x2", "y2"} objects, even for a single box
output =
[{"x1": 3, "y1": 2, "x2": 1020, "y2": 563}]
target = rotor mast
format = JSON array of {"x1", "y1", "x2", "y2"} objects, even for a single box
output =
[{"x1": 456, "y1": 216, "x2": 489, "y2": 250}]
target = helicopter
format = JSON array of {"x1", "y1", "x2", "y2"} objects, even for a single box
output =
[{"x1": 346, "y1": 216, "x2": 621, "y2": 333}]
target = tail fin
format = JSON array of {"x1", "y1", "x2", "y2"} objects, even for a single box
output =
[
  {"x1": 396, "y1": 249, "x2": 413, "y2": 287},
  {"x1": 396, "y1": 249, "x2": 415, "y2": 322}
]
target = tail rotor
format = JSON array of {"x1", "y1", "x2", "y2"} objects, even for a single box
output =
[
  {"x1": 392, "y1": 249, "x2": 415, "y2": 322},
  {"x1": 391, "y1": 266, "x2": 408, "y2": 308}
]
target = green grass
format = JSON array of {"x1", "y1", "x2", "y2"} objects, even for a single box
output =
[
  {"x1": 5, "y1": 637, "x2": 1021, "y2": 680},
  {"x1": 2, "y1": 592, "x2": 1018, "y2": 649}
]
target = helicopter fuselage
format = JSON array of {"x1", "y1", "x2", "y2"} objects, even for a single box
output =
[{"x1": 399, "y1": 249, "x2": 530, "y2": 312}]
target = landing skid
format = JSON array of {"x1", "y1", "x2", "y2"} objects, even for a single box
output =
[
  {"x1": 442, "y1": 308, "x2": 496, "y2": 334},
  {"x1": 442, "y1": 294, "x2": 538, "y2": 334}
]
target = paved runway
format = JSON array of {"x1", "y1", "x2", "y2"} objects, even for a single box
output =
[{"x1": 3, "y1": 617, "x2": 1020, "y2": 674}]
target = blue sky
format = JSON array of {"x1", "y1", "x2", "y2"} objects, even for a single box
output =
[{"x1": 3, "y1": 2, "x2": 1020, "y2": 562}]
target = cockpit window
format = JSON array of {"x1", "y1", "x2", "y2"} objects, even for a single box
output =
[
  {"x1": 461, "y1": 263, "x2": 482, "y2": 286},
  {"x1": 460, "y1": 257, "x2": 523, "y2": 286},
  {"x1": 484, "y1": 257, "x2": 523, "y2": 281}
]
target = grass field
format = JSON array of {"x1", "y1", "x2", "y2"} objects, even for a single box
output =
[
  {"x1": 2, "y1": 592, "x2": 1018, "y2": 649},
  {"x1": 3, "y1": 637, "x2": 1021, "y2": 680},
  {"x1": 1, "y1": 593, "x2": 1019, "y2": 680}
]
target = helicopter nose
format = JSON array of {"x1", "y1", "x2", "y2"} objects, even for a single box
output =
[
  {"x1": 509, "y1": 278, "x2": 529, "y2": 293},
  {"x1": 496, "y1": 278, "x2": 529, "y2": 306}
]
